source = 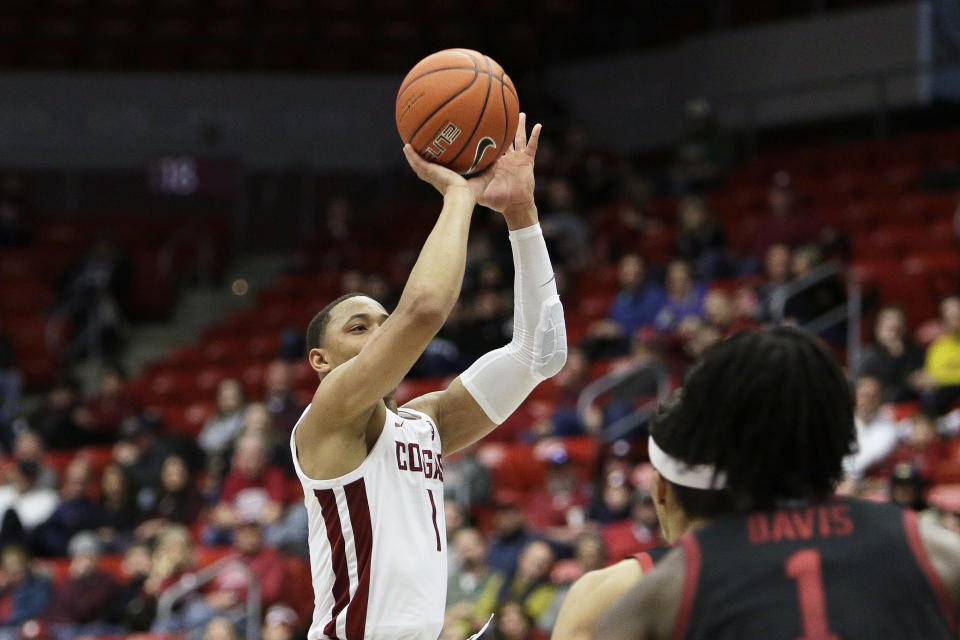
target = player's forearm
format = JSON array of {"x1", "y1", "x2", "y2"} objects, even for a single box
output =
[
  {"x1": 397, "y1": 186, "x2": 475, "y2": 320},
  {"x1": 503, "y1": 202, "x2": 539, "y2": 231},
  {"x1": 460, "y1": 222, "x2": 567, "y2": 424}
]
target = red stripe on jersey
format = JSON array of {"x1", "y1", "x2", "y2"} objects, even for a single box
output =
[
  {"x1": 903, "y1": 509, "x2": 957, "y2": 632},
  {"x1": 632, "y1": 551, "x2": 655, "y2": 574},
  {"x1": 427, "y1": 488, "x2": 442, "y2": 552},
  {"x1": 672, "y1": 534, "x2": 702, "y2": 640},
  {"x1": 315, "y1": 489, "x2": 351, "y2": 640},
  {"x1": 344, "y1": 479, "x2": 373, "y2": 640}
]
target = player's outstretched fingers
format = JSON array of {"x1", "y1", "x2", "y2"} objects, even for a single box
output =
[
  {"x1": 514, "y1": 112, "x2": 527, "y2": 150},
  {"x1": 525, "y1": 123, "x2": 542, "y2": 158}
]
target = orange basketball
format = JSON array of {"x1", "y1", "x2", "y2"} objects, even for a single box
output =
[{"x1": 396, "y1": 49, "x2": 520, "y2": 175}]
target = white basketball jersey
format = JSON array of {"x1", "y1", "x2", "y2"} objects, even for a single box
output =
[{"x1": 290, "y1": 404, "x2": 447, "y2": 640}]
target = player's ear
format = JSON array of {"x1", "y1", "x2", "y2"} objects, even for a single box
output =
[{"x1": 308, "y1": 347, "x2": 332, "y2": 377}]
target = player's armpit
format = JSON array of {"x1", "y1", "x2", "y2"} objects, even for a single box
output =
[
  {"x1": 593, "y1": 547, "x2": 685, "y2": 640},
  {"x1": 552, "y1": 560, "x2": 644, "y2": 640},
  {"x1": 403, "y1": 377, "x2": 495, "y2": 455}
]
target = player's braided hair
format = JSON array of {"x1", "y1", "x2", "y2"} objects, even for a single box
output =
[
  {"x1": 650, "y1": 327, "x2": 855, "y2": 518},
  {"x1": 306, "y1": 292, "x2": 366, "y2": 352}
]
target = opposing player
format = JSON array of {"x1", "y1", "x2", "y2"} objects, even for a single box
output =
[
  {"x1": 290, "y1": 114, "x2": 567, "y2": 640},
  {"x1": 590, "y1": 328, "x2": 960, "y2": 640}
]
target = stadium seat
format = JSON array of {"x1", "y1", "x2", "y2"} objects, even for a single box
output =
[
  {"x1": 478, "y1": 436, "x2": 599, "y2": 496},
  {"x1": 903, "y1": 251, "x2": 960, "y2": 277},
  {"x1": 898, "y1": 192, "x2": 959, "y2": 221},
  {"x1": 395, "y1": 377, "x2": 448, "y2": 405}
]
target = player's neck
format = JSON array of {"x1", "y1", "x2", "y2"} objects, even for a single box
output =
[{"x1": 671, "y1": 514, "x2": 710, "y2": 542}]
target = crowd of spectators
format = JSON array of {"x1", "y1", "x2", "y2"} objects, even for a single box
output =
[
  {"x1": 0, "y1": 354, "x2": 309, "y2": 638},
  {"x1": 0, "y1": 102, "x2": 958, "y2": 639}
]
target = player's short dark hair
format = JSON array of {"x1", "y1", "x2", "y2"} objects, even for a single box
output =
[
  {"x1": 650, "y1": 327, "x2": 855, "y2": 519},
  {"x1": 305, "y1": 292, "x2": 365, "y2": 351}
]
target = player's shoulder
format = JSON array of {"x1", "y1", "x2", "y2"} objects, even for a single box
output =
[
  {"x1": 631, "y1": 545, "x2": 673, "y2": 570},
  {"x1": 918, "y1": 511, "x2": 960, "y2": 614},
  {"x1": 575, "y1": 557, "x2": 643, "y2": 594}
]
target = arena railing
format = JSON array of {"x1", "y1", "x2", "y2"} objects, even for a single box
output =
[
  {"x1": 768, "y1": 261, "x2": 863, "y2": 371},
  {"x1": 576, "y1": 360, "x2": 673, "y2": 442},
  {"x1": 155, "y1": 556, "x2": 261, "y2": 640}
]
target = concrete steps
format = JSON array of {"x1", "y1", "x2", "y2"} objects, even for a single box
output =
[{"x1": 121, "y1": 252, "x2": 292, "y2": 377}]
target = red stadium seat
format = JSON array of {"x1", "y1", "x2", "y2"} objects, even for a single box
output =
[
  {"x1": 903, "y1": 251, "x2": 960, "y2": 277},
  {"x1": 161, "y1": 345, "x2": 206, "y2": 369},
  {"x1": 395, "y1": 377, "x2": 449, "y2": 405},
  {"x1": 577, "y1": 292, "x2": 615, "y2": 321},
  {"x1": 43, "y1": 446, "x2": 114, "y2": 479},
  {"x1": 249, "y1": 332, "x2": 281, "y2": 359},
  {"x1": 241, "y1": 362, "x2": 267, "y2": 397},
  {"x1": 850, "y1": 259, "x2": 903, "y2": 285},
  {"x1": 851, "y1": 259, "x2": 938, "y2": 327},
  {"x1": 195, "y1": 366, "x2": 230, "y2": 393},
  {"x1": 194, "y1": 546, "x2": 234, "y2": 567},
  {"x1": 575, "y1": 264, "x2": 619, "y2": 299},
  {"x1": 0, "y1": 279, "x2": 53, "y2": 314},
  {"x1": 281, "y1": 556, "x2": 316, "y2": 627},
  {"x1": 898, "y1": 192, "x2": 959, "y2": 222}
]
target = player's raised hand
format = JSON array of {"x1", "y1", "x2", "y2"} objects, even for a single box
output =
[
  {"x1": 472, "y1": 112, "x2": 541, "y2": 218},
  {"x1": 403, "y1": 144, "x2": 474, "y2": 200}
]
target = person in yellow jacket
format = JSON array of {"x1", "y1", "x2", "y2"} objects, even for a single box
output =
[
  {"x1": 474, "y1": 539, "x2": 559, "y2": 632},
  {"x1": 923, "y1": 296, "x2": 960, "y2": 415}
]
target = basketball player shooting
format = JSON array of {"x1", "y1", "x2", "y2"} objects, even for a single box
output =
[{"x1": 290, "y1": 113, "x2": 567, "y2": 640}]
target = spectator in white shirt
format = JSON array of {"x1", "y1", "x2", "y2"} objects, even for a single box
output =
[
  {"x1": 0, "y1": 461, "x2": 59, "y2": 547},
  {"x1": 844, "y1": 375, "x2": 901, "y2": 479}
]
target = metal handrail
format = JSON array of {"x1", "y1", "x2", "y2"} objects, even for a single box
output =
[
  {"x1": 768, "y1": 260, "x2": 863, "y2": 369},
  {"x1": 576, "y1": 361, "x2": 672, "y2": 442},
  {"x1": 155, "y1": 555, "x2": 261, "y2": 640},
  {"x1": 768, "y1": 261, "x2": 844, "y2": 322}
]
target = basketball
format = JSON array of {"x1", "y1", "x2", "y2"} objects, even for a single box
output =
[{"x1": 396, "y1": 49, "x2": 520, "y2": 175}]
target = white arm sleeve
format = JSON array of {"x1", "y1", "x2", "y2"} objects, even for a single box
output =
[{"x1": 460, "y1": 223, "x2": 567, "y2": 424}]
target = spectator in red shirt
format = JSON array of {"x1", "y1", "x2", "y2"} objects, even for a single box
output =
[
  {"x1": 885, "y1": 412, "x2": 950, "y2": 482},
  {"x1": 43, "y1": 532, "x2": 119, "y2": 636},
  {"x1": 73, "y1": 365, "x2": 139, "y2": 444},
  {"x1": 524, "y1": 446, "x2": 590, "y2": 547},
  {"x1": 601, "y1": 489, "x2": 663, "y2": 563},
  {"x1": 207, "y1": 434, "x2": 286, "y2": 545},
  {"x1": 208, "y1": 522, "x2": 286, "y2": 610}
]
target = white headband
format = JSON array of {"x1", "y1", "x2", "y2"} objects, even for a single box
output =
[{"x1": 647, "y1": 436, "x2": 727, "y2": 490}]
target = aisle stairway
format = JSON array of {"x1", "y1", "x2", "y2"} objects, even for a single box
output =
[{"x1": 121, "y1": 252, "x2": 293, "y2": 378}]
